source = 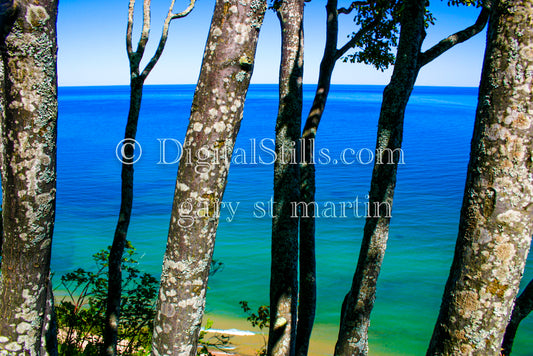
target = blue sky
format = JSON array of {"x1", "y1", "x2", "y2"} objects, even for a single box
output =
[{"x1": 57, "y1": 0, "x2": 488, "y2": 87}]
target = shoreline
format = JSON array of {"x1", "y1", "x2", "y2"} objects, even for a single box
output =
[{"x1": 202, "y1": 313, "x2": 391, "y2": 356}]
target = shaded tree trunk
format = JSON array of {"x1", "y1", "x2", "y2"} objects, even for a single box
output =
[
  {"x1": 427, "y1": 1, "x2": 533, "y2": 353},
  {"x1": 268, "y1": 0, "x2": 304, "y2": 355},
  {"x1": 151, "y1": 0, "x2": 266, "y2": 354},
  {"x1": 104, "y1": 1, "x2": 194, "y2": 354},
  {"x1": 297, "y1": 3, "x2": 393, "y2": 353},
  {"x1": 0, "y1": 55, "x2": 3, "y2": 269},
  {"x1": 334, "y1": 3, "x2": 426, "y2": 354},
  {"x1": 0, "y1": 1, "x2": 58, "y2": 354},
  {"x1": 502, "y1": 279, "x2": 533, "y2": 356},
  {"x1": 335, "y1": 1, "x2": 489, "y2": 354}
]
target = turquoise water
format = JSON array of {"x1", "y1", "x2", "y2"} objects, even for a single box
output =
[{"x1": 52, "y1": 85, "x2": 532, "y2": 355}]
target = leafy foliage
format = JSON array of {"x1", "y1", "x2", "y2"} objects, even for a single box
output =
[
  {"x1": 448, "y1": 0, "x2": 484, "y2": 7},
  {"x1": 239, "y1": 301, "x2": 270, "y2": 356},
  {"x1": 55, "y1": 243, "x2": 226, "y2": 355},
  {"x1": 341, "y1": 0, "x2": 402, "y2": 71},
  {"x1": 55, "y1": 242, "x2": 157, "y2": 355}
]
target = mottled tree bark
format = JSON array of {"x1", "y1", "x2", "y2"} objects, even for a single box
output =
[
  {"x1": 427, "y1": 1, "x2": 533, "y2": 354},
  {"x1": 268, "y1": 1, "x2": 304, "y2": 355},
  {"x1": 502, "y1": 279, "x2": 533, "y2": 356},
  {"x1": 335, "y1": 1, "x2": 489, "y2": 355},
  {"x1": 0, "y1": 1, "x2": 58, "y2": 355},
  {"x1": 151, "y1": 0, "x2": 266, "y2": 354},
  {"x1": 104, "y1": 1, "x2": 194, "y2": 354}
]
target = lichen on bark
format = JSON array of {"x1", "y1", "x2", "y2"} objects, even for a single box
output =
[
  {"x1": 427, "y1": 1, "x2": 533, "y2": 354},
  {"x1": 0, "y1": 1, "x2": 58, "y2": 355},
  {"x1": 151, "y1": 0, "x2": 266, "y2": 355}
]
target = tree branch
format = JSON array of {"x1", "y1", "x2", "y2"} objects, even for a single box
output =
[
  {"x1": 334, "y1": 12, "x2": 383, "y2": 60},
  {"x1": 126, "y1": 0, "x2": 134, "y2": 57},
  {"x1": 418, "y1": 7, "x2": 489, "y2": 68},
  {"x1": 338, "y1": 1, "x2": 371, "y2": 15},
  {"x1": 501, "y1": 279, "x2": 533, "y2": 356},
  {"x1": 135, "y1": 0, "x2": 152, "y2": 57},
  {"x1": 171, "y1": 0, "x2": 196, "y2": 19},
  {"x1": 141, "y1": 0, "x2": 196, "y2": 78}
]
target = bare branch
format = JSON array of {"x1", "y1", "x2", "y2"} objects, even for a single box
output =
[
  {"x1": 338, "y1": 1, "x2": 370, "y2": 15},
  {"x1": 135, "y1": 0, "x2": 152, "y2": 57},
  {"x1": 334, "y1": 12, "x2": 383, "y2": 60},
  {"x1": 171, "y1": 0, "x2": 196, "y2": 19},
  {"x1": 126, "y1": 0, "x2": 135, "y2": 56},
  {"x1": 418, "y1": 7, "x2": 489, "y2": 68},
  {"x1": 141, "y1": 0, "x2": 196, "y2": 78}
]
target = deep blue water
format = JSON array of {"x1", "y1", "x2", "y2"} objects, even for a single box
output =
[{"x1": 52, "y1": 84, "x2": 532, "y2": 355}]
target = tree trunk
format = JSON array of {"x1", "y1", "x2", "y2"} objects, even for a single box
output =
[
  {"x1": 0, "y1": 1, "x2": 58, "y2": 355},
  {"x1": 104, "y1": 77, "x2": 144, "y2": 355},
  {"x1": 427, "y1": 1, "x2": 533, "y2": 354},
  {"x1": 501, "y1": 279, "x2": 533, "y2": 356},
  {"x1": 334, "y1": 1, "x2": 426, "y2": 354},
  {"x1": 104, "y1": 1, "x2": 195, "y2": 353},
  {"x1": 296, "y1": 1, "x2": 338, "y2": 355},
  {"x1": 151, "y1": 0, "x2": 266, "y2": 354},
  {"x1": 268, "y1": 1, "x2": 304, "y2": 355}
]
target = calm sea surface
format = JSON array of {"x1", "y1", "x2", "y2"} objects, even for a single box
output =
[{"x1": 52, "y1": 84, "x2": 532, "y2": 355}]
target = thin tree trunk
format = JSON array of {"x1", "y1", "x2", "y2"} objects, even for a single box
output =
[
  {"x1": 0, "y1": 1, "x2": 58, "y2": 354},
  {"x1": 0, "y1": 54, "x2": 3, "y2": 269},
  {"x1": 501, "y1": 279, "x2": 533, "y2": 356},
  {"x1": 151, "y1": 0, "x2": 266, "y2": 354},
  {"x1": 296, "y1": 1, "x2": 337, "y2": 355},
  {"x1": 334, "y1": 2, "x2": 489, "y2": 354},
  {"x1": 103, "y1": 1, "x2": 194, "y2": 353},
  {"x1": 297, "y1": 3, "x2": 388, "y2": 353},
  {"x1": 268, "y1": 0, "x2": 304, "y2": 355},
  {"x1": 427, "y1": 1, "x2": 533, "y2": 353},
  {"x1": 104, "y1": 77, "x2": 143, "y2": 355},
  {"x1": 334, "y1": 2, "x2": 426, "y2": 355}
]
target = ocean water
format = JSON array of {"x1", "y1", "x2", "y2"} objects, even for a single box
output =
[{"x1": 52, "y1": 84, "x2": 533, "y2": 355}]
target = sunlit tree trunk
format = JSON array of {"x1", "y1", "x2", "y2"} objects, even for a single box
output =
[
  {"x1": 427, "y1": 1, "x2": 533, "y2": 353},
  {"x1": 268, "y1": 0, "x2": 304, "y2": 355},
  {"x1": 335, "y1": 1, "x2": 489, "y2": 354},
  {"x1": 0, "y1": 1, "x2": 58, "y2": 354},
  {"x1": 151, "y1": 0, "x2": 266, "y2": 354}
]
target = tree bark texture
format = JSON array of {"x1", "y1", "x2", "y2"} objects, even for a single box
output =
[
  {"x1": 268, "y1": 0, "x2": 304, "y2": 355},
  {"x1": 151, "y1": 0, "x2": 266, "y2": 354},
  {"x1": 501, "y1": 279, "x2": 533, "y2": 356},
  {"x1": 334, "y1": 1, "x2": 426, "y2": 354},
  {"x1": 427, "y1": 1, "x2": 533, "y2": 354},
  {"x1": 0, "y1": 1, "x2": 58, "y2": 355}
]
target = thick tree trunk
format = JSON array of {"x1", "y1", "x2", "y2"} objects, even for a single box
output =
[
  {"x1": 334, "y1": 1, "x2": 426, "y2": 354},
  {"x1": 427, "y1": 1, "x2": 533, "y2": 354},
  {"x1": 268, "y1": 1, "x2": 304, "y2": 355},
  {"x1": 502, "y1": 279, "x2": 533, "y2": 356},
  {"x1": 151, "y1": 0, "x2": 266, "y2": 354},
  {"x1": 104, "y1": 77, "x2": 144, "y2": 355},
  {"x1": 0, "y1": 1, "x2": 58, "y2": 355}
]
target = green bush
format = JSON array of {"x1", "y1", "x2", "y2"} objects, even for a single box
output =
[
  {"x1": 55, "y1": 242, "x2": 227, "y2": 355},
  {"x1": 56, "y1": 241, "x2": 157, "y2": 355}
]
